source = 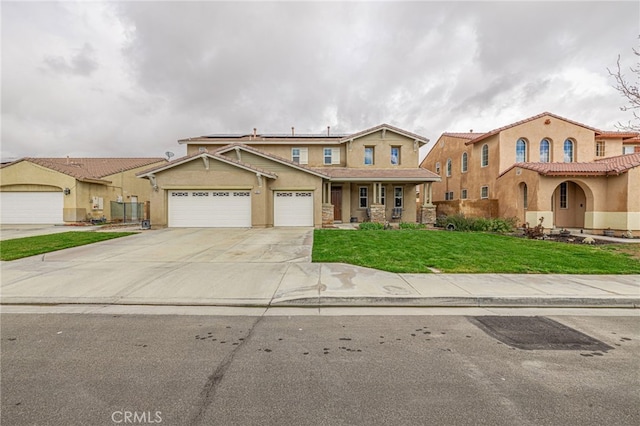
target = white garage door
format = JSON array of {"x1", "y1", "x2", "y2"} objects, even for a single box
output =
[
  {"x1": 0, "y1": 192, "x2": 64, "y2": 224},
  {"x1": 168, "y1": 190, "x2": 251, "y2": 227},
  {"x1": 274, "y1": 191, "x2": 314, "y2": 227}
]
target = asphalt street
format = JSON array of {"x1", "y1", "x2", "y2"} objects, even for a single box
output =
[{"x1": 1, "y1": 312, "x2": 638, "y2": 426}]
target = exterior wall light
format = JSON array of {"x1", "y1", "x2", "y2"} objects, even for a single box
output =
[{"x1": 63, "y1": 188, "x2": 71, "y2": 195}]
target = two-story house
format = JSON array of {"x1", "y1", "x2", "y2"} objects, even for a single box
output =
[
  {"x1": 420, "y1": 112, "x2": 640, "y2": 236},
  {"x1": 137, "y1": 124, "x2": 440, "y2": 228}
]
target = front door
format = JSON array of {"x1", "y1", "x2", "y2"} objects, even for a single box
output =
[{"x1": 331, "y1": 187, "x2": 342, "y2": 222}]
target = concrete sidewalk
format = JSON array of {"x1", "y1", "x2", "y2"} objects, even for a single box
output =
[{"x1": 1, "y1": 259, "x2": 638, "y2": 308}]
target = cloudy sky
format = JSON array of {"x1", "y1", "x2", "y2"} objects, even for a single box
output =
[{"x1": 2, "y1": 1, "x2": 638, "y2": 162}]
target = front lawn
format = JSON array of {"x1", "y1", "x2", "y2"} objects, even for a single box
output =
[
  {"x1": 0, "y1": 232, "x2": 137, "y2": 261},
  {"x1": 312, "y1": 229, "x2": 640, "y2": 274}
]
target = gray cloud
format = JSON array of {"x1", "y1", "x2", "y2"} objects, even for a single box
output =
[{"x1": 1, "y1": 1, "x2": 638, "y2": 161}]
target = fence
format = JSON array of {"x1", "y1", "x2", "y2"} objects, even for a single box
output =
[{"x1": 110, "y1": 201, "x2": 145, "y2": 223}]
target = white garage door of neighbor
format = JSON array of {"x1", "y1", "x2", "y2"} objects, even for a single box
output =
[
  {"x1": 274, "y1": 191, "x2": 314, "y2": 226},
  {"x1": 168, "y1": 190, "x2": 251, "y2": 227},
  {"x1": 0, "y1": 192, "x2": 64, "y2": 224}
]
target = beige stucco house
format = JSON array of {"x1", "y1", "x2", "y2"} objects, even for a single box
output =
[
  {"x1": 0, "y1": 157, "x2": 166, "y2": 224},
  {"x1": 420, "y1": 112, "x2": 640, "y2": 236},
  {"x1": 137, "y1": 124, "x2": 440, "y2": 228}
]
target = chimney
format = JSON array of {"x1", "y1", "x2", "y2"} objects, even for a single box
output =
[
  {"x1": 327, "y1": 126, "x2": 330, "y2": 136},
  {"x1": 291, "y1": 127, "x2": 295, "y2": 136}
]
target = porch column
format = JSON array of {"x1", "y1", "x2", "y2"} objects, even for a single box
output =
[
  {"x1": 322, "y1": 181, "x2": 334, "y2": 227},
  {"x1": 370, "y1": 182, "x2": 386, "y2": 223},
  {"x1": 420, "y1": 182, "x2": 436, "y2": 225}
]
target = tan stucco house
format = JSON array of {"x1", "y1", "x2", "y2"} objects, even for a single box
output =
[
  {"x1": 137, "y1": 124, "x2": 440, "y2": 228},
  {"x1": 420, "y1": 112, "x2": 640, "y2": 236},
  {"x1": 0, "y1": 157, "x2": 166, "y2": 224}
]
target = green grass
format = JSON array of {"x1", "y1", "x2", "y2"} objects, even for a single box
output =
[
  {"x1": 0, "y1": 232, "x2": 137, "y2": 261},
  {"x1": 312, "y1": 229, "x2": 640, "y2": 274}
]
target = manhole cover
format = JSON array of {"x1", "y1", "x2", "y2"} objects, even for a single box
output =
[{"x1": 468, "y1": 316, "x2": 613, "y2": 351}]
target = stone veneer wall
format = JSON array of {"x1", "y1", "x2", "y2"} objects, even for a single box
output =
[
  {"x1": 370, "y1": 203, "x2": 385, "y2": 223},
  {"x1": 322, "y1": 203, "x2": 334, "y2": 227}
]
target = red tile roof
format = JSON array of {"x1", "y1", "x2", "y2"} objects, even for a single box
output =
[
  {"x1": 4, "y1": 157, "x2": 166, "y2": 183},
  {"x1": 596, "y1": 131, "x2": 640, "y2": 139},
  {"x1": 622, "y1": 137, "x2": 640, "y2": 144},
  {"x1": 441, "y1": 133, "x2": 483, "y2": 139},
  {"x1": 499, "y1": 153, "x2": 640, "y2": 177},
  {"x1": 465, "y1": 112, "x2": 600, "y2": 145}
]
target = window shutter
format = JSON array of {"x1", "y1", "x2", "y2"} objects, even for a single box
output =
[
  {"x1": 300, "y1": 148, "x2": 308, "y2": 165},
  {"x1": 331, "y1": 148, "x2": 340, "y2": 164}
]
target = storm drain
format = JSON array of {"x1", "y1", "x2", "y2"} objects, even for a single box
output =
[{"x1": 468, "y1": 316, "x2": 613, "y2": 351}]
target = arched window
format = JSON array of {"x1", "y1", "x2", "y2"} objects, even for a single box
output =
[
  {"x1": 435, "y1": 162, "x2": 441, "y2": 174},
  {"x1": 481, "y1": 144, "x2": 489, "y2": 167},
  {"x1": 516, "y1": 139, "x2": 527, "y2": 162},
  {"x1": 461, "y1": 152, "x2": 468, "y2": 172},
  {"x1": 522, "y1": 183, "x2": 528, "y2": 209},
  {"x1": 563, "y1": 139, "x2": 574, "y2": 162},
  {"x1": 446, "y1": 159, "x2": 452, "y2": 176},
  {"x1": 540, "y1": 139, "x2": 550, "y2": 163}
]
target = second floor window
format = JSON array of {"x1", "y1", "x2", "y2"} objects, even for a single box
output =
[
  {"x1": 324, "y1": 147, "x2": 340, "y2": 165},
  {"x1": 291, "y1": 147, "x2": 308, "y2": 164},
  {"x1": 595, "y1": 141, "x2": 605, "y2": 157},
  {"x1": 435, "y1": 162, "x2": 441, "y2": 174},
  {"x1": 364, "y1": 147, "x2": 374, "y2": 165},
  {"x1": 461, "y1": 152, "x2": 468, "y2": 172},
  {"x1": 540, "y1": 139, "x2": 550, "y2": 163},
  {"x1": 446, "y1": 159, "x2": 452, "y2": 177},
  {"x1": 481, "y1": 144, "x2": 489, "y2": 167},
  {"x1": 516, "y1": 139, "x2": 527, "y2": 162},
  {"x1": 564, "y1": 139, "x2": 574, "y2": 162},
  {"x1": 390, "y1": 147, "x2": 400, "y2": 165}
]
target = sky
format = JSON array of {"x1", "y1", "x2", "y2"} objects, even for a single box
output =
[{"x1": 1, "y1": 0, "x2": 638, "y2": 162}]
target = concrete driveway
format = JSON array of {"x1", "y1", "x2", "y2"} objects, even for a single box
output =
[{"x1": 36, "y1": 227, "x2": 314, "y2": 263}]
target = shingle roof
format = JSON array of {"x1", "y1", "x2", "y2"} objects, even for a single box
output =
[
  {"x1": 3, "y1": 157, "x2": 166, "y2": 182},
  {"x1": 312, "y1": 167, "x2": 440, "y2": 182},
  {"x1": 499, "y1": 153, "x2": 640, "y2": 177},
  {"x1": 339, "y1": 123, "x2": 429, "y2": 144},
  {"x1": 465, "y1": 112, "x2": 600, "y2": 145}
]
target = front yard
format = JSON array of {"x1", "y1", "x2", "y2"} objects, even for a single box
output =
[{"x1": 312, "y1": 229, "x2": 640, "y2": 274}]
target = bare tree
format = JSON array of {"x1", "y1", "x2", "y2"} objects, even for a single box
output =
[{"x1": 608, "y1": 41, "x2": 640, "y2": 131}]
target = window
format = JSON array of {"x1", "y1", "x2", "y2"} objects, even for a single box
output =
[
  {"x1": 446, "y1": 158, "x2": 452, "y2": 177},
  {"x1": 563, "y1": 139, "x2": 574, "y2": 162},
  {"x1": 461, "y1": 189, "x2": 468, "y2": 199},
  {"x1": 516, "y1": 139, "x2": 527, "y2": 162},
  {"x1": 540, "y1": 139, "x2": 550, "y2": 163},
  {"x1": 380, "y1": 186, "x2": 386, "y2": 205},
  {"x1": 291, "y1": 147, "x2": 308, "y2": 165},
  {"x1": 359, "y1": 187, "x2": 368, "y2": 208},
  {"x1": 324, "y1": 147, "x2": 340, "y2": 165},
  {"x1": 444, "y1": 191, "x2": 454, "y2": 200},
  {"x1": 461, "y1": 152, "x2": 468, "y2": 172},
  {"x1": 394, "y1": 187, "x2": 403, "y2": 208},
  {"x1": 481, "y1": 186, "x2": 489, "y2": 199},
  {"x1": 623, "y1": 145, "x2": 635, "y2": 154},
  {"x1": 523, "y1": 184, "x2": 528, "y2": 209},
  {"x1": 390, "y1": 147, "x2": 400, "y2": 165},
  {"x1": 481, "y1": 144, "x2": 489, "y2": 167},
  {"x1": 560, "y1": 182, "x2": 568, "y2": 208},
  {"x1": 435, "y1": 162, "x2": 441, "y2": 174},
  {"x1": 364, "y1": 146, "x2": 374, "y2": 165},
  {"x1": 595, "y1": 141, "x2": 605, "y2": 157}
]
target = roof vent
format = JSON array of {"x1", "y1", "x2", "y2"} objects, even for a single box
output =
[
  {"x1": 292, "y1": 127, "x2": 295, "y2": 136},
  {"x1": 327, "y1": 126, "x2": 331, "y2": 136}
]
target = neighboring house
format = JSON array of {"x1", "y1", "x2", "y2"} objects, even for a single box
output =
[
  {"x1": 0, "y1": 157, "x2": 166, "y2": 224},
  {"x1": 137, "y1": 124, "x2": 440, "y2": 228},
  {"x1": 420, "y1": 112, "x2": 640, "y2": 235}
]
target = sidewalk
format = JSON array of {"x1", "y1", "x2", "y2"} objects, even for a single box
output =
[{"x1": 1, "y1": 260, "x2": 638, "y2": 308}]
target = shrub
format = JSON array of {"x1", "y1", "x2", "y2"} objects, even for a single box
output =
[
  {"x1": 435, "y1": 214, "x2": 516, "y2": 234},
  {"x1": 399, "y1": 222, "x2": 426, "y2": 230},
  {"x1": 358, "y1": 222, "x2": 385, "y2": 230}
]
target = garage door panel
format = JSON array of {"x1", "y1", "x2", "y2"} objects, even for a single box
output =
[
  {"x1": 274, "y1": 191, "x2": 313, "y2": 227},
  {"x1": 0, "y1": 192, "x2": 64, "y2": 224},
  {"x1": 168, "y1": 190, "x2": 251, "y2": 228}
]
